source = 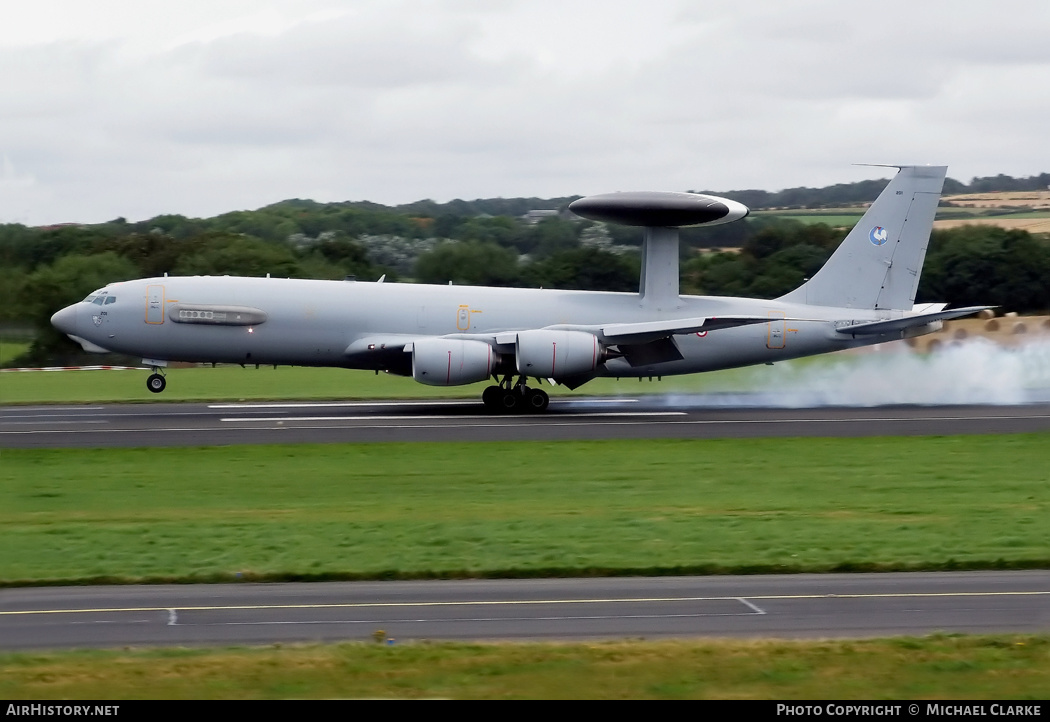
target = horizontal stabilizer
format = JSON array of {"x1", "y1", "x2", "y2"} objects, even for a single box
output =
[{"x1": 834, "y1": 306, "x2": 992, "y2": 336}]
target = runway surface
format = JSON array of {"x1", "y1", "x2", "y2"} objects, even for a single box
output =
[
  {"x1": 1, "y1": 572, "x2": 1047, "y2": 651},
  {"x1": 4, "y1": 398, "x2": 1048, "y2": 651},
  {"x1": 3, "y1": 397, "x2": 1050, "y2": 448}
]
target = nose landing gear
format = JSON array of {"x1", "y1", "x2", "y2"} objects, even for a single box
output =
[{"x1": 146, "y1": 370, "x2": 166, "y2": 393}]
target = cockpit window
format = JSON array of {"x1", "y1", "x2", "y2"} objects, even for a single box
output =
[
  {"x1": 104, "y1": 296, "x2": 116, "y2": 305},
  {"x1": 92, "y1": 296, "x2": 105, "y2": 305},
  {"x1": 83, "y1": 294, "x2": 97, "y2": 303}
]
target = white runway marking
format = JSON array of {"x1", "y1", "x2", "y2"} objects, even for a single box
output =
[
  {"x1": 737, "y1": 598, "x2": 767, "y2": 615},
  {"x1": 216, "y1": 611, "x2": 760, "y2": 627},
  {"x1": 0, "y1": 420, "x2": 108, "y2": 426},
  {"x1": 209, "y1": 398, "x2": 640, "y2": 409},
  {"x1": 219, "y1": 412, "x2": 687, "y2": 423},
  {"x1": 3, "y1": 410, "x2": 1047, "y2": 440},
  {"x1": 5, "y1": 590, "x2": 1045, "y2": 618}
]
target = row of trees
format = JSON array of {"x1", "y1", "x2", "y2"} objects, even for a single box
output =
[
  {"x1": 682, "y1": 222, "x2": 1050, "y2": 313},
  {"x1": 5, "y1": 171, "x2": 1046, "y2": 268},
  {"x1": 3, "y1": 171, "x2": 1049, "y2": 365},
  {"x1": 11, "y1": 218, "x2": 1049, "y2": 366}
]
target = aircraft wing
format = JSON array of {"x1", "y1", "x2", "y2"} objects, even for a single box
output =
[
  {"x1": 539, "y1": 315, "x2": 817, "y2": 346},
  {"x1": 834, "y1": 306, "x2": 992, "y2": 336},
  {"x1": 347, "y1": 316, "x2": 808, "y2": 357},
  {"x1": 540, "y1": 315, "x2": 817, "y2": 368},
  {"x1": 597, "y1": 315, "x2": 777, "y2": 344}
]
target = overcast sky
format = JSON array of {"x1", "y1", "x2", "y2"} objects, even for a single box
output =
[{"x1": 2, "y1": 0, "x2": 1048, "y2": 225}]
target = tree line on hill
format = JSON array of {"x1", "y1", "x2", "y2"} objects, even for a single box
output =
[
  {"x1": 707, "y1": 172, "x2": 1050, "y2": 210},
  {"x1": 2, "y1": 172, "x2": 1048, "y2": 365}
]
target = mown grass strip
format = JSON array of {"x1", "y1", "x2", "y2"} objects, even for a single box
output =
[
  {"x1": 2, "y1": 436, "x2": 1047, "y2": 585},
  {"x1": 0, "y1": 363, "x2": 761, "y2": 404},
  {"x1": 1, "y1": 635, "x2": 1047, "y2": 699}
]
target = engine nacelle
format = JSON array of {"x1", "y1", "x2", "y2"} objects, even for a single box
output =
[
  {"x1": 411, "y1": 338, "x2": 497, "y2": 386},
  {"x1": 515, "y1": 330, "x2": 602, "y2": 379}
]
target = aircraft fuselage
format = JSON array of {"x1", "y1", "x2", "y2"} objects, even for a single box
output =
[{"x1": 56, "y1": 274, "x2": 912, "y2": 379}]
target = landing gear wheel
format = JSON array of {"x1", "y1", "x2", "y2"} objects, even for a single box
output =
[
  {"x1": 482, "y1": 385, "x2": 503, "y2": 410},
  {"x1": 499, "y1": 389, "x2": 521, "y2": 413},
  {"x1": 525, "y1": 387, "x2": 549, "y2": 413},
  {"x1": 146, "y1": 373, "x2": 166, "y2": 393}
]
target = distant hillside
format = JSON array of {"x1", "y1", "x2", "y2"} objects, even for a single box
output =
[
  {"x1": 256, "y1": 172, "x2": 1050, "y2": 217},
  {"x1": 705, "y1": 173, "x2": 1050, "y2": 211}
]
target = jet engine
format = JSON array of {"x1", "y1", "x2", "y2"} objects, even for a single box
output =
[
  {"x1": 515, "y1": 330, "x2": 602, "y2": 378},
  {"x1": 411, "y1": 338, "x2": 497, "y2": 386}
]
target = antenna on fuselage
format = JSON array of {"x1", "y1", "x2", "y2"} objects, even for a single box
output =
[{"x1": 568, "y1": 191, "x2": 749, "y2": 310}]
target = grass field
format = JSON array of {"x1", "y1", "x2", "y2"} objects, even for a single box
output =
[
  {"x1": 0, "y1": 362, "x2": 764, "y2": 404},
  {"x1": 2, "y1": 635, "x2": 1047, "y2": 699},
  {"x1": 758, "y1": 214, "x2": 864, "y2": 227},
  {"x1": 2, "y1": 436, "x2": 1047, "y2": 584},
  {"x1": 752, "y1": 207, "x2": 1050, "y2": 232},
  {"x1": 0, "y1": 339, "x2": 30, "y2": 367}
]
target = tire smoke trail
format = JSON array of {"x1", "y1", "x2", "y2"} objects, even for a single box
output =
[{"x1": 750, "y1": 338, "x2": 1050, "y2": 407}]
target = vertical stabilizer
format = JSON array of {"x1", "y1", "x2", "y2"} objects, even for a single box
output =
[{"x1": 778, "y1": 165, "x2": 946, "y2": 310}]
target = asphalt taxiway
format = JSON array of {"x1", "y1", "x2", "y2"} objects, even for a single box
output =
[
  {"x1": 1, "y1": 572, "x2": 1047, "y2": 651},
  {"x1": 3, "y1": 397, "x2": 1050, "y2": 448}
]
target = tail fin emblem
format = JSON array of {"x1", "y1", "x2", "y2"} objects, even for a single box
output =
[{"x1": 868, "y1": 226, "x2": 889, "y2": 246}]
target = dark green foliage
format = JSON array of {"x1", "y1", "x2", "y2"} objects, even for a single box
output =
[
  {"x1": 446, "y1": 215, "x2": 528, "y2": 250},
  {"x1": 711, "y1": 172, "x2": 1050, "y2": 210},
  {"x1": 965, "y1": 172, "x2": 1050, "y2": 193},
  {"x1": 531, "y1": 217, "x2": 580, "y2": 258},
  {"x1": 526, "y1": 248, "x2": 639, "y2": 292},
  {"x1": 683, "y1": 221, "x2": 836, "y2": 298},
  {"x1": 304, "y1": 233, "x2": 379, "y2": 280},
  {"x1": 919, "y1": 226, "x2": 1050, "y2": 312},
  {"x1": 414, "y1": 241, "x2": 523, "y2": 286},
  {"x1": 172, "y1": 233, "x2": 301, "y2": 278},
  {"x1": 395, "y1": 195, "x2": 580, "y2": 218},
  {"x1": 0, "y1": 223, "x2": 38, "y2": 270},
  {"x1": 20, "y1": 253, "x2": 140, "y2": 364},
  {"x1": 707, "y1": 179, "x2": 890, "y2": 210},
  {"x1": 93, "y1": 233, "x2": 185, "y2": 278},
  {"x1": 131, "y1": 214, "x2": 207, "y2": 240},
  {"x1": 680, "y1": 219, "x2": 751, "y2": 250}
]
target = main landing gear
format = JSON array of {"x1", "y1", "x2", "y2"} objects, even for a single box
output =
[
  {"x1": 146, "y1": 370, "x2": 166, "y2": 393},
  {"x1": 482, "y1": 375, "x2": 549, "y2": 413}
]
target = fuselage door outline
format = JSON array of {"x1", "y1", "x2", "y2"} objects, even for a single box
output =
[{"x1": 146, "y1": 285, "x2": 165, "y2": 325}]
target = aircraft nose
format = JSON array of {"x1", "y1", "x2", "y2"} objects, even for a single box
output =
[{"x1": 51, "y1": 304, "x2": 78, "y2": 336}]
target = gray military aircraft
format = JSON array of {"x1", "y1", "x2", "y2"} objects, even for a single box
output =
[{"x1": 51, "y1": 165, "x2": 987, "y2": 412}]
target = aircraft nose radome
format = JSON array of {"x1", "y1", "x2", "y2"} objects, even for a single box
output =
[{"x1": 51, "y1": 305, "x2": 77, "y2": 335}]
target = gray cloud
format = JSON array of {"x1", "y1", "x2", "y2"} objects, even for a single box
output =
[{"x1": 1, "y1": 0, "x2": 1048, "y2": 224}]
